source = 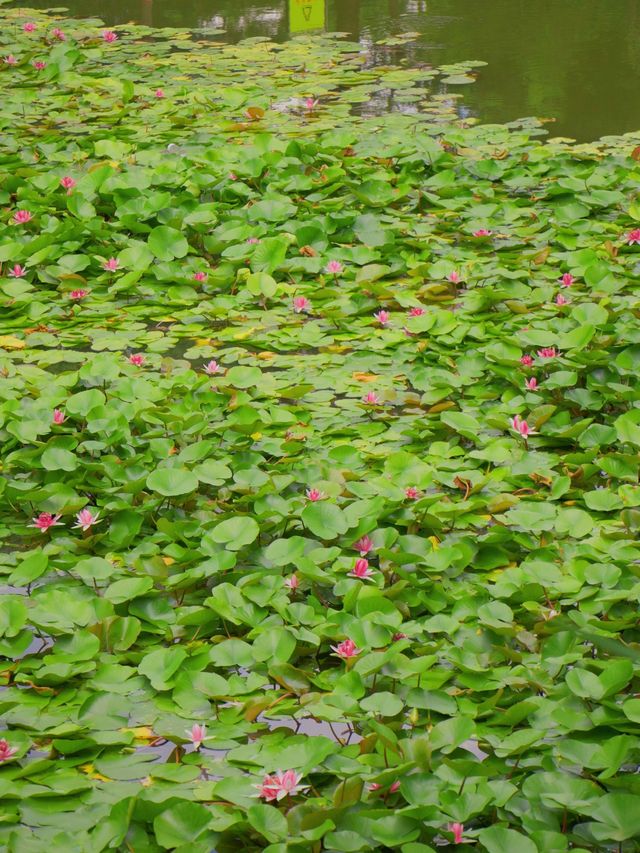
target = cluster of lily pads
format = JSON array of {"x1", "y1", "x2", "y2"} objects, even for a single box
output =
[{"x1": 1, "y1": 4, "x2": 640, "y2": 852}]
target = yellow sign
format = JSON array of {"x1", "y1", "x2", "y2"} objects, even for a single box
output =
[{"x1": 289, "y1": 0, "x2": 326, "y2": 32}]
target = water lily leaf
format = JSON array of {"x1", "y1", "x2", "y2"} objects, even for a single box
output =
[{"x1": 146, "y1": 468, "x2": 199, "y2": 496}]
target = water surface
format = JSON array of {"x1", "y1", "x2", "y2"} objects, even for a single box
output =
[{"x1": 9, "y1": 0, "x2": 640, "y2": 140}]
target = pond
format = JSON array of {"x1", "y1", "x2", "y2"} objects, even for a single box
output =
[{"x1": 9, "y1": 0, "x2": 640, "y2": 141}]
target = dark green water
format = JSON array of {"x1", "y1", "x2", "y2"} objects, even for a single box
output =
[{"x1": 10, "y1": 0, "x2": 640, "y2": 141}]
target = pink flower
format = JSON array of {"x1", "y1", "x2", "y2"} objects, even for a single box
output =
[
  {"x1": 51, "y1": 28, "x2": 66, "y2": 41},
  {"x1": 193, "y1": 271, "x2": 207, "y2": 282},
  {"x1": 368, "y1": 782, "x2": 383, "y2": 792},
  {"x1": 256, "y1": 770, "x2": 304, "y2": 801},
  {"x1": 228, "y1": 172, "x2": 238, "y2": 181},
  {"x1": 203, "y1": 360, "x2": 221, "y2": 375},
  {"x1": 128, "y1": 353, "x2": 145, "y2": 366},
  {"x1": 374, "y1": 310, "x2": 390, "y2": 326},
  {"x1": 537, "y1": 346, "x2": 557, "y2": 359},
  {"x1": 392, "y1": 632, "x2": 408, "y2": 642},
  {"x1": 186, "y1": 723, "x2": 206, "y2": 750},
  {"x1": 449, "y1": 823, "x2": 464, "y2": 844},
  {"x1": 13, "y1": 210, "x2": 32, "y2": 225},
  {"x1": 306, "y1": 488, "x2": 323, "y2": 502},
  {"x1": 304, "y1": 97, "x2": 318, "y2": 110},
  {"x1": 246, "y1": 237, "x2": 260, "y2": 245},
  {"x1": 102, "y1": 30, "x2": 118, "y2": 42},
  {"x1": 556, "y1": 293, "x2": 569, "y2": 306},
  {"x1": 103, "y1": 257, "x2": 119, "y2": 272},
  {"x1": 284, "y1": 574, "x2": 299, "y2": 591},
  {"x1": 52, "y1": 409, "x2": 66, "y2": 424},
  {"x1": 256, "y1": 773, "x2": 281, "y2": 802},
  {"x1": 447, "y1": 270, "x2": 461, "y2": 283},
  {"x1": 353, "y1": 535, "x2": 374, "y2": 556},
  {"x1": 0, "y1": 740, "x2": 17, "y2": 763},
  {"x1": 559, "y1": 273, "x2": 574, "y2": 287},
  {"x1": 8, "y1": 264, "x2": 26, "y2": 278},
  {"x1": 408, "y1": 306, "x2": 425, "y2": 317},
  {"x1": 33, "y1": 60, "x2": 46, "y2": 71},
  {"x1": 525, "y1": 377, "x2": 538, "y2": 390},
  {"x1": 23, "y1": 22, "x2": 36, "y2": 33},
  {"x1": 350, "y1": 558, "x2": 374, "y2": 580},
  {"x1": 472, "y1": 229, "x2": 491, "y2": 237},
  {"x1": 4, "y1": 55, "x2": 17, "y2": 66},
  {"x1": 405, "y1": 486, "x2": 421, "y2": 500},
  {"x1": 60, "y1": 176, "x2": 76, "y2": 193},
  {"x1": 276, "y1": 769, "x2": 304, "y2": 798},
  {"x1": 389, "y1": 780, "x2": 401, "y2": 793},
  {"x1": 326, "y1": 260, "x2": 343, "y2": 275},
  {"x1": 74, "y1": 508, "x2": 100, "y2": 532},
  {"x1": 69, "y1": 289, "x2": 89, "y2": 301},
  {"x1": 154, "y1": 88, "x2": 165, "y2": 99},
  {"x1": 331, "y1": 638, "x2": 361, "y2": 659},
  {"x1": 293, "y1": 296, "x2": 312, "y2": 313},
  {"x1": 510, "y1": 415, "x2": 536, "y2": 438},
  {"x1": 363, "y1": 391, "x2": 380, "y2": 405},
  {"x1": 626, "y1": 228, "x2": 640, "y2": 245},
  {"x1": 30, "y1": 512, "x2": 62, "y2": 532},
  {"x1": 520, "y1": 354, "x2": 533, "y2": 366}
]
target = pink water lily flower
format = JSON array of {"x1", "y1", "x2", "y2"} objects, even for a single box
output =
[
  {"x1": 449, "y1": 822, "x2": 464, "y2": 844},
  {"x1": 556, "y1": 293, "x2": 569, "y2": 306},
  {"x1": 69, "y1": 289, "x2": 89, "y2": 301},
  {"x1": 408, "y1": 306, "x2": 425, "y2": 317},
  {"x1": 393, "y1": 631, "x2": 408, "y2": 642},
  {"x1": 256, "y1": 773, "x2": 281, "y2": 801},
  {"x1": 102, "y1": 30, "x2": 118, "y2": 42},
  {"x1": 33, "y1": 60, "x2": 46, "y2": 70},
  {"x1": 363, "y1": 391, "x2": 380, "y2": 405},
  {"x1": 246, "y1": 236, "x2": 260, "y2": 245},
  {"x1": 525, "y1": 377, "x2": 538, "y2": 390},
  {"x1": 128, "y1": 353, "x2": 145, "y2": 366},
  {"x1": 510, "y1": 415, "x2": 536, "y2": 438},
  {"x1": 74, "y1": 508, "x2": 100, "y2": 532},
  {"x1": 52, "y1": 28, "x2": 66, "y2": 40},
  {"x1": 154, "y1": 88, "x2": 165, "y2": 98},
  {"x1": 447, "y1": 270, "x2": 461, "y2": 283},
  {"x1": 368, "y1": 782, "x2": 382, "y2": 792},
  {"x1": 537, "y1": 346, "x2": 557, "y2": 359},
  {"x1": 4, "y1": 55, "x2": 18, "y2": 66},
  {"x1": 30, "y1": 512, "x2": 62, "y2": 532},
  {"x1": 472, "y1": 229, "x2": 491, "y2": 237},
  {"x1": 374, "y1": 310, "x2": 390, "y2": 326},
  {"x1": 306, "y1": 487, "x2": 323, "y2": 502},
  {"x1": 405, "y1": 486, "x2": 421, "y2": 500},
  {"x1": 0, "y1": 740, "x2": 17, "y2": 763},
  {"x1": 103, "y1": 257, "x2": 119, "y2": 272},
  {"x1": 228, "y1": 171, "x2": 238, "y2": 180},
  {"x1": 353, "y1": 535, "x2": 374, "y2": 556},
  {"x1": 331, "y1": 638, "x2": 361, "y2": 659},
  {"x1": 193, "y1": 271, "x2": 207, "y2": 282},
  {"x1": 60, "y1": 176, "x2": 76, "y2": 193},
  {"x1": 559, "y1": 272, "x2": 574, "y2": 287},
  {"x1": 23, "y1": 22, "x2": 36, "y2": 33},
  {"x1": 8, "y1": 265, "x2": 26, "y2": 278},
  {"x1": 203, "y1": 360, "x2": 221, "y2": 375},
  {"x1": 186, "y1": 723, "x2": 206, "y2": 750},
  {"x1": 626, "y1": 228, "x2": 640, "y2": 245},
  {"x1": 284, "y1": 574, "x2": 299, "y2": 590},
  {"x1": 52, "y1": 409, "x2": 66, "y2": 424},
  {"x1": 389, "y1": 780, "x2": 401, "y2": 793},
  {"x1": 293, "y1": 296, "x2": 311, "y2": 313},
  {"x1": 520, "y1": 354, "x2": 533, "y2": 366},
  {"x1": 326, "y1": 260, "x2": 343, "y2": 275},
  {"x1": 350, "y1": 558, "x2": 374, "y2": 581},
  {"x1": 13, "y1": 210, "x2": 32, "y2": 224},
  {"x1": 304, "y1": 97, "x2": 318, "y2": 110}
]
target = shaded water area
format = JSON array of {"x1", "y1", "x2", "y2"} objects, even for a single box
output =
[{"x1": 9, "y1": 0, "x2": 640, "y2": 141}]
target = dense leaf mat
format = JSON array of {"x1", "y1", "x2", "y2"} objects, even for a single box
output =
[{"x1": 1, "y1": 6, "x2": 640, "y2": 852}]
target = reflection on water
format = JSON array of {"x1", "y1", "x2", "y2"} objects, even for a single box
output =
[
  {"x1": 260, "y1": 714, "x2": 362, "y2": 743},
  {"x1": 8, "y1": 0, "x2": 640, "y2": 140}
]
